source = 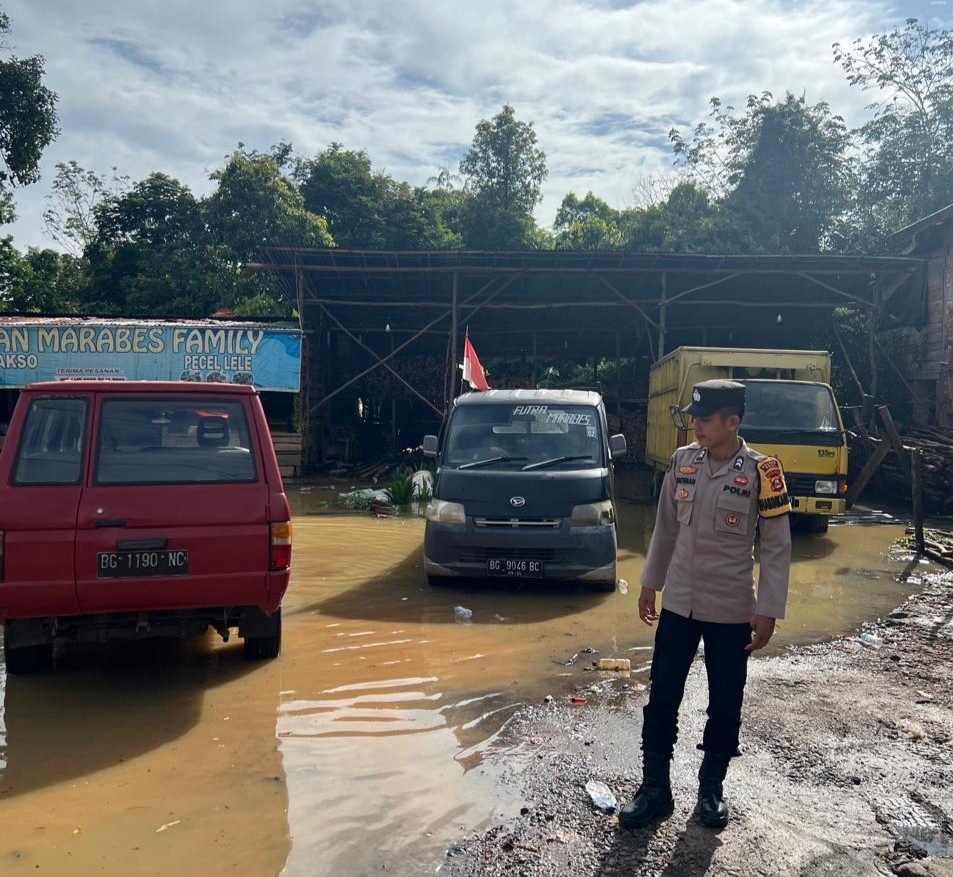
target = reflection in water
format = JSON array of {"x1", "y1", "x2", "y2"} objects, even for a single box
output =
[
  {"x1": 277, "y1": 504, "x2": 922, "y2": 875},
  {"x1": 0, "y1": 495, "x2": 927, "y2": 877},
  {"x1": 0, "y1": 639, "x2": 288, "y2": 876}
]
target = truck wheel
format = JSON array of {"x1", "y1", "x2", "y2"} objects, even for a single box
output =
[
  {"x1": 3, "y1": 634, "x2": 53, "y2": 675},
  {"x1": 807, "y1": 514, "x2": 829, "y2": 535},
  {"x1": 594, "y1": 579, "x2": 617, "y2": 593},
  {"x1": 243, "y1": 608, "x2": 281, "y2": 660},
  {"x1": 427, "y1": 574, "x2": 451, "y2": 587}
]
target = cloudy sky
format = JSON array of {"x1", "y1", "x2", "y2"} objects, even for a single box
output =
[{"x1": 3, "y1": 0, "x2": 949, "y2": 250}]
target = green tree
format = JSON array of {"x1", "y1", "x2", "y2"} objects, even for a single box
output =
[
  {"x1": 42, "y1": 160, "x2": 130, "y2": 256},
  {"x1": 624, "y1": 182, "x2": 735, "y2": 253},
  {"x1": 553, "y1": 192, "x2": 624, "y2": 250},
  {"x1": 205, "y1": 146, "x2": 333, "y2": 314},
  {"x1": 297, "y1": 144, "x2": 459, "y2": 249},
  {"x1": 835, "y1": 18, "x2": 953, "y2": 246},
  {"x1": 0, "y1": 11, "x2": 58, "y2": 197},
  {"x1": 207, "y1": 147, "x2": 333, "y2": 260},
  {"x1": 459, "y1": 105, "x2": 548, "y2": 249},
  {"x1": 4, "y1": 247, "x2": 83, "y2": 313},
  {"x1": 85, "y1": 173, "x2": 225, "y2": 316},
  {"x1": 0, "y1": 9, "x2": 58, "y2": 306},
  {"x1": 670, "y1": 93, "x2": 853, "y2": 252},
  {"x1": 295, "y1": 144, "x2": 389, "y2": 247}
]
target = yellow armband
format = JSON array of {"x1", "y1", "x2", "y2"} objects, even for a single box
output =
[{"x1": 758, "y1": 457, "x2": 791, "y2": 518}]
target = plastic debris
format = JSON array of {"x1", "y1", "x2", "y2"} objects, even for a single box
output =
[
  {"x1": 571, "y1": 696, "x2": 587, "y2": 704},
  {"x1": 412, "y1": 469, "x2": 434, "y2": 498},
  {"x1": 617, "y1": 578, "x2": 628, "y2": 595},
  {"x1": 543, "y1": 694, "x2": 554, "y2": 704},
  {"x1": 859, "y1": 631, "x2": 883, "y2": 648},
  {"x1": 453, "y1": 606, "x2": 473, "y2": 624},
  {"x1": 584, "y1": 780, "x2": 617, "y2": 814},
  {"x1": 595, "y1": 658, "x2": 631, "y2": 672}
]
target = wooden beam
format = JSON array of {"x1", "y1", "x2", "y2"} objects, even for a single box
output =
[
  {"x1": 878, "y1": 405, "x2": 912, "y2": 484},
  {"x1": 654, "y1": 272, "x2": 744, "y2": 308},
  {"x1": 594, "y1": 274, "x2": 660, "y2": 330},
  {"x1": 912, "y1": 448, "x2": 925, "y2": 554},
  {"x1": 845, "y1": 438, "x2": 891, "y2": 508},
  {"x1": 868, "y1": 282, "x2": 881, "y2": 404},
  {"x1": 797, "y1": 273, "x2": 873, "y2": 308},
  {"x1": 308, "y1": 273, "x2": 518, "y2": 415},
  {"x1": 317, "y1": 301, "x2": 444, "y2": 416},
  {"x1": 449, "y1": 272, "x2": 459, "y2": 404},
  {"x1": 659, "y1": 272, "x2": 667, "y2": 359},
  {"x1": 832, "y1": 322, "x2": 866, "y2": 398}
]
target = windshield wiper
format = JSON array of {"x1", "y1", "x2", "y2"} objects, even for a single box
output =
[
  {"x1": 458, "y1": 455, "x2": 527, "y2": 470},
  {"x1": 522, "y1": 455, "x2": 594, "y2": 471}
]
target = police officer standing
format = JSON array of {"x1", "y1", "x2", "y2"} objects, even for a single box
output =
[{"x1": 620, "y1": 379, "x2": 792, "y2": 830}]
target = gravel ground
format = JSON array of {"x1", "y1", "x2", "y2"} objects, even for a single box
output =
[{"x1": 439, "y1": 565, "x2": 953, "y2": 877}]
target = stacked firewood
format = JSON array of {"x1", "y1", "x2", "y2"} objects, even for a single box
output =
[
  {"x1": 609, "y1": 406, "x2": 648, "y2": 465},
  {"x1": 848, "y1": 426, "x2": 953, "y2": 512}
]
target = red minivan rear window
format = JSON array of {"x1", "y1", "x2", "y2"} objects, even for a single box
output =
[
  {"x1": 13, "y1": 397, "x2": 88, "y2": 485},
  {"x1": 95, "y1": 398, "x2": 257, "y2": 485}
]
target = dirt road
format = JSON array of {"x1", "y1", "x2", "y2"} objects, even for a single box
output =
[{"x1": 445, "y1": 561, "x2": 953, "y2": 877}]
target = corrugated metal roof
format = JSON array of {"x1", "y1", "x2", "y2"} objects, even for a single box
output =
[{"x1": 0, "y1": 316, "x2": 300, "y2": 331}]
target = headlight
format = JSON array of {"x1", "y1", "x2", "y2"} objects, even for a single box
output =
[
  {"x1": 814, "y1": 480, "x2": 837, "y2": 495},
  {"x1": 570, "y1": 500, "x2": 615, "y2": 528},
  {"x1": 425, "y1": 498, "x2": 466, "y2": 525}
]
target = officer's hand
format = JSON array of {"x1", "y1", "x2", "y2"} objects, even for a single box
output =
[
  {"x1": 638, "y1": 587, "x2": 660, "y2": 625},
  {"x1": 745, "y1": 615, "x2": 776, "y2": 651}
]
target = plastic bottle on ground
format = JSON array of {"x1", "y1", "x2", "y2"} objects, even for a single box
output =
[{"x1": 585, "y1": 780, "x2": 617, "y2": 814}]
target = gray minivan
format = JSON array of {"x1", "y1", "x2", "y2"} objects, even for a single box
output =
[{"x1": 422, "y1": 389, "x2": 627, "y2": 591}]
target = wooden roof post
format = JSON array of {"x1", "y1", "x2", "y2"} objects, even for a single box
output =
[
  {"x1": 659, "y1": 272, "x2": 667, "y2": 359},
  {"x1": 448, "y1": 271, "x2": 459, "y2": 403}
]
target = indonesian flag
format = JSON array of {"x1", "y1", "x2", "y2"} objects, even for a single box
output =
[{"x1": 461, "y1": 335, "x2": 490, "y2": 392}]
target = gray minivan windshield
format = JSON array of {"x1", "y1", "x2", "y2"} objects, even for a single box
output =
[{"x1": 443, "y1": 404, "x2": 604, "y2": 469}]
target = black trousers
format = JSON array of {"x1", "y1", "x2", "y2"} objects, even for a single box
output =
[{"x1": 641, "y1": 609, "x2": 752, "y2": 759}]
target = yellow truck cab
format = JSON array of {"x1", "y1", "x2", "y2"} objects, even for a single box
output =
[{"x1": 646, "y1": 347, "x2": 847, "y2": 533}]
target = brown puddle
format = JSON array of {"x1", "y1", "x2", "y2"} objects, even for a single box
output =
[{"x1": 0, "y1": 498, "x2": 928, "y2": 876}]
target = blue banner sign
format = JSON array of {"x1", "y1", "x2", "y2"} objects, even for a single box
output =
[{"x1": 0, "y1": 322, "x2": 302, "y2": 392}]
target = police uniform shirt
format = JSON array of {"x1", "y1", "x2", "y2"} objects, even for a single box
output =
[{"x1": 640, "y1": 439, "x2": 792, "y2": 623}]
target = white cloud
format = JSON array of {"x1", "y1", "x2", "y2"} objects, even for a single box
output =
[{"x1": 2, "y1": 0, "x2": 917, "y2": 249}]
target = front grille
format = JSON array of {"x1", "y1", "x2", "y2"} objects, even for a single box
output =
[
  {"x1": 457, "y1": 547, "x2": 577, "y2": 563},
  {"x1": 474, "y1": 517, "x2": 562, "y2": 529}
]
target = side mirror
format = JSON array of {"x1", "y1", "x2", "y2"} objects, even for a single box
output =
[
  {"x1": 609, "y1": 434, "x2": 627, "y2": 459},
  {"x1": 670, "y1": 405, "x2": 689, "y2": 430},
  {"x1": 422, "y1": 435, "x2": 439, "y2": 458}
]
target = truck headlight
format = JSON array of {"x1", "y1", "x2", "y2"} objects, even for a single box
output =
[
  {"x1": 815, "y1": 480, "x2": 837, "y2": 494},
  {"x1": 570, "y1": 500, "x2": 615, "y2": 528},
  {"x1": 425, "y1": 499, "x2": 465, "y2": 526}
]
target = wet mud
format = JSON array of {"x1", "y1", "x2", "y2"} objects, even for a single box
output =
[{"x1": 0, "y1": 497, "x2": 929, "y2": 876}]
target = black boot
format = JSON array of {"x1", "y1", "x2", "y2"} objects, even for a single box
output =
[
  {"x1": 694, "y1": 753, "x2": 730, "y2": 828},
  {"x1": 619, "y1": 752, "x2": 675, "y2": 830}
]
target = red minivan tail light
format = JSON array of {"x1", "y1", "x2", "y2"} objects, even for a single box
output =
[{"x1": 270, "y1": 521, "x2": 292, "y2": 570}]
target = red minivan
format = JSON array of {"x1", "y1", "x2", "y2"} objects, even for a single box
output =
[{"x1": 0, "y1": 382, "x2": 292, "y2": 673}]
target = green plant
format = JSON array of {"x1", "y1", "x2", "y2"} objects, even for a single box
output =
[{"x1": 385, "y1": 466, "x2": 416, "y2": 506}]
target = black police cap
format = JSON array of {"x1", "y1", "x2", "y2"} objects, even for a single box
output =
[{"x1": 681, "y1": 379, "x2": 746, "y2": 417}]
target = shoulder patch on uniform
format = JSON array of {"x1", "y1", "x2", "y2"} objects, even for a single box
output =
[{"x1": 757, "y1": 457, "x2": 791, "y2": 518}]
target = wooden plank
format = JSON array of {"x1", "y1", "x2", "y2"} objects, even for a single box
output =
[{"x1": 845, "y1": 439, "x2": 892, "y2": 508}]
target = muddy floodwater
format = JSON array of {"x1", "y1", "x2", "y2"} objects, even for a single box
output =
[{"x1": 0, "y1": 497, "x2": 926, "y2": 876}]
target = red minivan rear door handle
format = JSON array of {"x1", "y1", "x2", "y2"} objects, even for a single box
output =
[{"x1": 94, "y1": 519, "x2": 127, "y2": 528}]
